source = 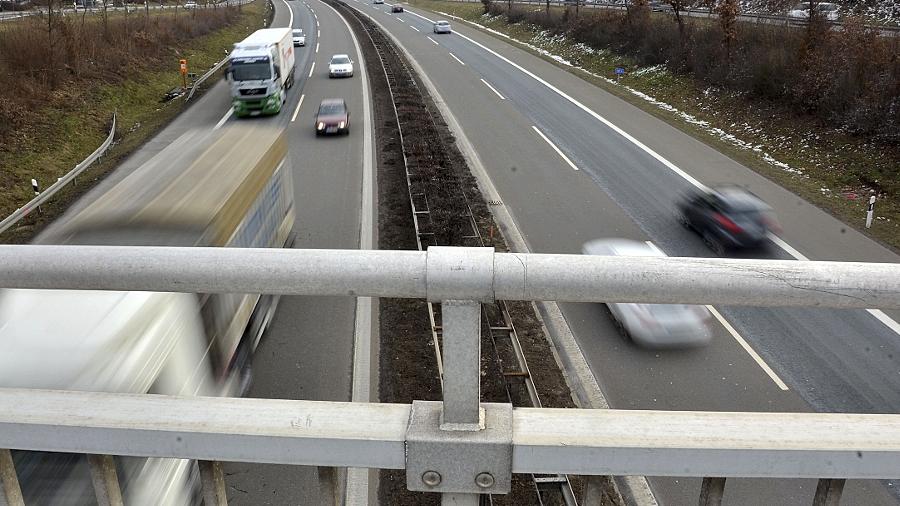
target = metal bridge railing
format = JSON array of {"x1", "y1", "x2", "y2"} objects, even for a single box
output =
[{"x1": 1, "y1": 245, "x2": 899, "y2": 506}]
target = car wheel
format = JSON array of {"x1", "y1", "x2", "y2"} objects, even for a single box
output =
[{"x1": 703, "y1": 231, "x2": 725, "y2": 255}]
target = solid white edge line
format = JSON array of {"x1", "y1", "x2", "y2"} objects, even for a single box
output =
[
  {"x1": 410, "y1": 25, "x2": 419, "y2": 31},
  {"x1": 480, "y1": 78, "x2": 505, "y2": 100},
  {"x1": 213, "y1": 108, "x2": 233, "y2": 130},
  {"x1": 448, "y1": 52, "x2": 465, "y2": 65},
  {"x1": 427, "y1": 36, "x2": 439, "y2": 45},
  {"x1": 444, "y1": 15, "x2": 900, "y2": 341},
  {"x1": 531, "y1": 126, "x2": 579, "y2": 171},
  {"x1": 318, "y1": 2, "x2": 376, "y2": 504},
  {"x1": 707, "y1": 306, "x2": 791, "y2": 391},
  {"x1": 406, "y1": 8, "x2": 433, "y2": 23},
  {"x1": 290, "y1": 93, "x2": 305, "y2": 122},
  {"x1": 281, "y1": 0, "x2": 293, "y2": 27},
  {"x1": 309, "y1": 61, "x2": 316, "y2": 78},
  {"x1": 643, "y1": 241, "x2": 789, "y2": 390}
]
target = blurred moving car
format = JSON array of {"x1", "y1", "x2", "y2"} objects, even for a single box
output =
[
  {"x1": 788, "y1": 2, "x2": 840, "y2": 20},
  {"x1": 328, "y1": 54, "x2": 354, "y2": 78},
  {"x1": 677, "y1": 185, "x2": 781, "y2": 254},
  {"x1": 582, "y1": 239, "x2": 713, "y2": 348},
  {"x1": 292, "y1": 28, "x2": 306, "y2": 46},
  {"x1": 391, "y1": 4, "x2": 403, "y2": 12},
  {"x1": 433, "y1": 20, "x2": 451, "y2": 33},
  {"x1": 648, "y1": 0, "x2": 673, "y2": 11},
  {"x1": 374, "y1": 0, "x2": 383, "y2": 4},
  {"x1": 0, "y1": 125, "x2": 295, "y2": 505},
  {"x1": 183, "y1": 0, "x2": 197, "y2": 8},
  {"x1": 316, "y1": 98, "x2": 350, "y2": 135}
]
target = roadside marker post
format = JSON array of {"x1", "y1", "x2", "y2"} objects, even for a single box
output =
[
  {"x1": 31, "y1": 179, "x2": 41, "y2": 214},
  {"x1": 180, "y1": 59, "x2": 188, "y2": 90},
  {"x1": 866, "y1": 194, "x2": 876, "y2": 228}
]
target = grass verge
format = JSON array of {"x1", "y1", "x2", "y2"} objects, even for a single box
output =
[
  {"x1": 408, "y1": 0, "x2": 900, "y2": 252},
  {"x1": 0, "y1": 0, "x2": 270, "y2": 243}
]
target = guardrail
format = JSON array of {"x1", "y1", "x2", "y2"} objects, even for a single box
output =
[
  {"x1": 475, "y1": 0, "x2": 900, "y2": 34},
  {"x1": 0, "y1": 113, "x2": 116, "y2": 237},
  {"x1": 185, "y1": 56, "x2": 229, "y2": 101},
  {"x1": 0, "y1": 245, "x2": 899, "y2": 505}
]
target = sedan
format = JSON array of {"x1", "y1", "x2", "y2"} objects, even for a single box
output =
[
  {"x1": 677, "y1": 185, "x2": 781, "y2": 254},
  {"x1": 292, "y1": 29, "x2": 306, "y2": 47},
  {"x1": 433, "y1": 20, "x2": 451, "y2": 33},
  {"x1": 315, "y1": 99, "x2": 350, "y2": 136},
  {"x1": 391, "y1": 4, "x2": 403, "y2": 12},
  {"x1": 328, "y1": 54, "x2": 354, "y2": 78},
  {"x1": 582, "y1": 239, "x2": 713, "y2": 348}
]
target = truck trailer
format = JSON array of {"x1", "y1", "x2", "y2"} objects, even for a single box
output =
[
  {"x1": 0, "y1": 124, "x2": 295, "y2": 505},
  {"x1": 227, "y1": 27, "x2": 296, "y2": 117}
]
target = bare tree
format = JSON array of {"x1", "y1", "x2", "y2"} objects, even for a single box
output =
[{"x1": 717, "y1": 0, "x2": 739, "y2": 58}]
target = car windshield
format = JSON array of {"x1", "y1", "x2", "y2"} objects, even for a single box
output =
[
  {"x1": 437, "y1": 21, "x2": 449, "y2": 25},
  {"x1": 230, "y1": 60, "x2": 271, "y2": 81},
  {"x1": 331, "y1": 56, "x2": 351, "y2": 65},
  {"x1": 318, "y1": 103, "x2": 345, "y2": 115}
]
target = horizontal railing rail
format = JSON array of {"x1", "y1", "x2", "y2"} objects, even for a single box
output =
[
  {"x1": 0, "y1": 245, "x2": 897, "y2": 308},
  {"x1": 1, "y1": 245, "x2": 898, "y2": 505}
]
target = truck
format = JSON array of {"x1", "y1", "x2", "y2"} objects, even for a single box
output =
[
  {"x1": 227, "y1": 27, "x2": 296, "y2": 117},
  {"x1": 0, "y1": 124, "x2": 295, "y2": 505}
]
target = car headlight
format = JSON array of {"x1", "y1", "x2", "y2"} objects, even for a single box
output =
[
  {"x1": 317, "y1": 122, "x2": 325, "y2": 130},
  {"x1": 339, "y1": 121, "x2": 345, "y2": 128}
]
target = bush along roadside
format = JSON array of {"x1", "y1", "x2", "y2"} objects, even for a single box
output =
[
  {"x1": 409, "y1": 0, "x2": 900, "y2": 252},
  {"x1": 0, "y1": 0, "x2": 271, "y2": 243}
]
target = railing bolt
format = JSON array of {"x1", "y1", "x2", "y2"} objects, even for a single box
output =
[
  {"x1": 422, "y1": 470, "x2": 442, "y2": 487},
  {"x1": 475, "y1": 472, "x2": 495, "y2": 489}
]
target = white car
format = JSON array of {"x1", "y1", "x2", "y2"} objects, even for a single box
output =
[
  {"x1": 374, "y1": 0, "x2": 384, "y2": 3},
  {"x1": 788, "y1": 2, "x2": 839, "y2": 20},
  {"x1": 292, "y1": 28, "x2": 306, "y2": 47},
  {"x1": 581, "y1": 239, "x2": 713, "y2": 348},
  {"x1": 183, "y1": 0, "x2": 197, "y2": 7},
  {"x1": 328, "y1": 54, "x2": 354, "y2": 78},
  {"x1": 433, "y1": 20, "x2": 451, "y2": 34}
]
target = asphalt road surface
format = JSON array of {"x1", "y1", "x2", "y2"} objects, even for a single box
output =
[{"x1": 340, "y1": 2, "x2": 900, "y2": 504}]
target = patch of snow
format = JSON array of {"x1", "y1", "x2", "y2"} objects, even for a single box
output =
[{"x1": 456, "y1": 15, "x2": 808, "y2": 176}]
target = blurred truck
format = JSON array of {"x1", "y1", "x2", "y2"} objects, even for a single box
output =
[
  {"x1": 227, "y1": 27, "x2": 296, "y2": 117},
  {"x1": 0, "y1": 124, "x2": 295, "y2": 504}
]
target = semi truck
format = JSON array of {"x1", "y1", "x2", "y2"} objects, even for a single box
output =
[
  {"x1": 227, "y1": 27, "x2": 296, "y2": 117},
  {"x1": 0, "y1": 124, "x2": 295, "y2": 504}
]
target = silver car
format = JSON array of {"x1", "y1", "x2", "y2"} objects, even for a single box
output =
[
  {"x1": 433, "y1": 20, "x2": 451, "y2": 34},
  {"x1": 581, "y1": 238, "x2": 713, "y2": 348}
]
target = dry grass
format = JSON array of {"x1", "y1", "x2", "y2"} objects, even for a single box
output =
[{"x1": 0, "y1": 0, "x2": 269, "y2": 242}]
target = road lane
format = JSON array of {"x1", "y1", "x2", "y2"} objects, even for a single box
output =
[
  {"x1": 352, "y1": 3, "x2": 900, "y2": 504},
  {"x1": 223, "y1": 0, "x2": 372, "y2": 503}
]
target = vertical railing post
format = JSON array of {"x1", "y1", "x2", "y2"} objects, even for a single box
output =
[
  {"x1": 0, "y1": 449, "x2": 24, "y2": 506},
  {"x1": 699, "y1": 477, "x2": 726, "y2": 506},
  {"x1": 812, "y1": 478, "x2": 845, "y2": 506},
  {"x1": 199, "y1": 460, "x2": 228, "y2": 505},
  {"x1": 440, "y1": 300, "x2": 482, "y2": 506},
  {"x1": 406, "y1": 247, "x2": 510, "y2": 504},
  {"x1": 440, "y1": 300, "x2": 482, "y2": 428},
  {"x1": 87, "y1": 454, "x2": 124, "y2": 506}
]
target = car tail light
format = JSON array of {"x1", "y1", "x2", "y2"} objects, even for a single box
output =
[{"x1": 713, "y1": 213, "x2": 743, "y2": 234}]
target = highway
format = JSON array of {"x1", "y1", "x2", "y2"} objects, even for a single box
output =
[
  {"x1": 37, "y1": 0, "x2": 373, "y2": 502},
  {"x1": 331, "y1": 1, "x2": 900, "y2": 504},
  {"x1": 24, "y1": 0, "x2": 900, "y2": 502}
]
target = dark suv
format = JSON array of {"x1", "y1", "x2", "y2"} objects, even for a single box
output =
[{"x1": 677, "y1": 185, "x2": 781, "y2": 253}]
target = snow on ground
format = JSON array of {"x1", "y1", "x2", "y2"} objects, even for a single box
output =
[{"x1": 443, "y1": 12, "x2": 809, "y2": 176}]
